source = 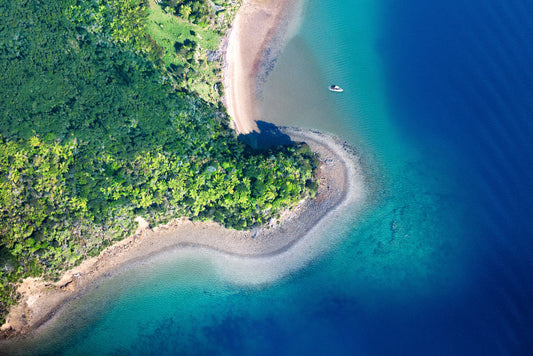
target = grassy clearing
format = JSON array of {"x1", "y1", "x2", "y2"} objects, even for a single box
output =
[
  {"x1": 145, "y1": 0, "x2": 224, "y2": 103},
  {"x1": 146, "y1": 1, "x2": 219, "y2": 66}
]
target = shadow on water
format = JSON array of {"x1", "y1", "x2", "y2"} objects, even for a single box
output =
[{"x1": 237, "y1": 121, "x2": 294, "y2": 150}]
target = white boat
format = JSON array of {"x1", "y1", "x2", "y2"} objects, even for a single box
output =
[{"x1": 329, "y1": 84, "x2": 344, "y2": 92}]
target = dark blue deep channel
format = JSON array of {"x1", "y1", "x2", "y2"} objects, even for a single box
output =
[{"x1": 378, "y1": 0, "x2": 533, "y2": 353}]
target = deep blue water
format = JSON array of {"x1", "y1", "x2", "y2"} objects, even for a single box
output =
[
  {"x1": 7, "y1": 0, "x2": 533, "y2": 355},
  {"x1": 380, "y1": 0, "x2": 533, "y2": 353}
]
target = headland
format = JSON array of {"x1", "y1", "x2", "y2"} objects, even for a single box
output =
[{"x1": 0, "y1": 0, "x2": 366, "y2": 341}]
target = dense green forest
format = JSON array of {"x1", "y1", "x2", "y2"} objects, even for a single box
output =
[{"x1": 0, "y1": 0, "x2": 318, "y2": 324}]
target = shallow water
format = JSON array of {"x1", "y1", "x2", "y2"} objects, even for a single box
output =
[{"x1": 8, "y1": 0, "x2": 533, "y2": 354}]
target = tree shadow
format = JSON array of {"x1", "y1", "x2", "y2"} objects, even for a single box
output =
[{"x1": 237, "y1": 121, "x2": 294, "y2": 150}]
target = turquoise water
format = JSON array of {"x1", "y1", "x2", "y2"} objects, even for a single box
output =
[
  {"x1": 260, "y1": 0, "x2": 466, "y2": 296},
  {"x1": 7, "y1": 0, "x2": 533, "y2": 354}
]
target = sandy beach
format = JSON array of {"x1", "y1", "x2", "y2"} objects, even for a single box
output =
[
  {"x1": 224, "y1": 0, "x2": 302, "y2": 134},
  {"x1": 0, "y1": 0, "x2": 366, "y2": 341}
]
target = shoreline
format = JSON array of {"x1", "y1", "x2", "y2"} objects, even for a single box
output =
[
  {"x1": 0, "y1": 0, "x2": 367, "y2": 342},
  {"x1": 223, "y1": 0, "x2": 302, "y2": 134}
]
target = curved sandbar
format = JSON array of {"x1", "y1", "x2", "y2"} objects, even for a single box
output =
[
  {"x1": 1, "y1": 0, "x2": 366, "y2": 341},
  {"x1": 1, "y1": 128, "x2": 365, "y2": 339}
]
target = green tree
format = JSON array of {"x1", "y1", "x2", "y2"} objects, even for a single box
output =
[{"x1": 180, "y1": 4, "x2": 192, "y2": 20}]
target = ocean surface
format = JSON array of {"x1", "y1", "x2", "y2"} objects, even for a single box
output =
[{"x1": 11, "y1": 0, "x2": 533, "y2": 354}]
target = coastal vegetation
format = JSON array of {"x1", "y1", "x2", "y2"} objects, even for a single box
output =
[{"x1": 0, "y1": 0, "x2": 318, "y2": 324}]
